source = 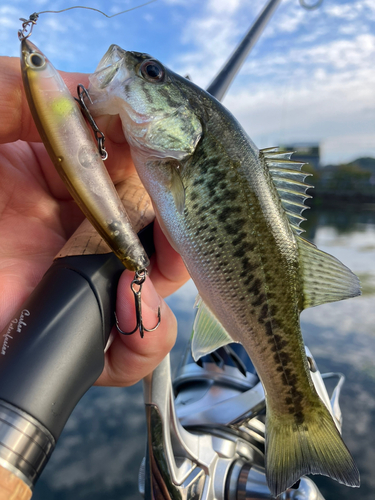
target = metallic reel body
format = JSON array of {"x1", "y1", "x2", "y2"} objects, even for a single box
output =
[{"x1": 140, "y1": 344, "x2": 343, "y2": 500}]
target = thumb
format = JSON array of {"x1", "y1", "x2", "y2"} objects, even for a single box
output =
[{"x1": 96, "y1": 270, "x2": 177, "y2": 386}]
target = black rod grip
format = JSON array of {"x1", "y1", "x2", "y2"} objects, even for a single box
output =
[
  {"x1": 0, "y1": 221, "x2": 154, "y2": 440},
  {"x1": 0, "y1": 253, "x2": 124, "y2": 440}
]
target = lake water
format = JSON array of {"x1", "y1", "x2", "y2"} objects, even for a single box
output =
[{"x1": 33, "y1": 204, "x2": 375, "y2": 500}]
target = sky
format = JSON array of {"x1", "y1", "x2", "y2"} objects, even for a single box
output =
[{"x1": 0, "y1": 0, "x2": 374, "y2": 165}]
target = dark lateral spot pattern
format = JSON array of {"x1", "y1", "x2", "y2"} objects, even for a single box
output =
[
  {"x1": 224, "y1": 219, "x2": 246, "y2": 235},
  {"x1": 252, "y1": 293, "x2": 266, "y2": 308},
  {"x1": 233, "y1": 240, "x2": 255, "y2": 258},
  {"x1": 243, "y1": 274, "x2": 254, "y2": 286},
  {"x1": 206, "y1": 179, "x2": 217, "y2": 195},
  {"x1": 222, "y1": 189, "x2": 238, "y2": 202},
  {"x1": 247, "y1": 278, "x2": 260, "y2": 295},
  {"x1": 265, "y1": 321, "x2": 273, "y2": 337},
  {"x1": 196, "y1": 205, "x2": 209, "y2": 216},
  {"x1": 241, "y1": 258, "x2": 256, "y2": 274},
  {"x1": 193, "y1": 178, "x2": 204, "y2": 186},
  {"x1": 232, "y1": 232, "x2": 247, "y2": 246},
  {"x1": 218, "y1": 206, "x2": 238, "y2": 222},
  {"x1": 258, "y1": 303, "x2": 269, "y2": 324},
  {"x1": 279, "y1": 351, "x2": 291, "y2": 365},
  {"x1": 185, "y1": 143, "x2": 306, "y2": 425}
]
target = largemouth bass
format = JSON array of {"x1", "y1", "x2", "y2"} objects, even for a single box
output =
[
  {"x1": 88, "y1": 45, "x2": 360, "y2": 496},
  {"x1": 20, "y1": 39, "x2": 149, "y2": 272}
]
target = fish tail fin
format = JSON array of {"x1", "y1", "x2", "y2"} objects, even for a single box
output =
[{"x1": 265, "y1": 401, "x2": 360, "y2": 496}]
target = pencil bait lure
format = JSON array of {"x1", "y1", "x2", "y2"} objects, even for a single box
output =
[
  {"x1": 19, "y1": 11, "x2": 160, "y2": 336},
  {"x1": 20, "y1": 37, "x2": 149, "y2": 273}
]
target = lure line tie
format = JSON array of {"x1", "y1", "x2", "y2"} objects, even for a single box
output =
[{"x1": 18, "y1": 13, "x2": 39, "y2": 40}]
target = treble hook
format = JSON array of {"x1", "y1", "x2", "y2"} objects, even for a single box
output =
[
  {"x1": 76, "y1": 84, "x2": 108, "y2": 160},
  {"x1": 115, "y1": 270, "x2": 161, "y2": 338}
]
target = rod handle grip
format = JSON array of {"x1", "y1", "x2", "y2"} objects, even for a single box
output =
[{"x1": 0, "y1": 466, "x2": 32, "y2": 500}]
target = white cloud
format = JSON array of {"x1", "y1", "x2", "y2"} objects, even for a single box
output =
[
  {"x1": 325, "y1": 3, "x2": 361, "y2": 21},
  {"x1": 215, "y1": 30, "x2": 375, "y2": 163},
  {"x1": 206, "y1": 0, "x2": 241, "y2": 14}
]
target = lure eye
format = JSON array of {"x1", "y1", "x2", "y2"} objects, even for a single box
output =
[
  {"x1": 28, "y1": 53, "x2": 46, "y2": 69},
  {"x1": 140, "y1": 60, "x2": 165, "y2": 83}
]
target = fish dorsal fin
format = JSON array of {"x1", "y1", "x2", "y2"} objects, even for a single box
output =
[
  {"x1": 261, "y1": 147, "x2": 313, "y2": 235},
  {"x1": 191, "y1": 296, "x2": 235, "y2": 361},
  {"x1": 297, "y1": 236, "x2": 361, "y2": 309}
]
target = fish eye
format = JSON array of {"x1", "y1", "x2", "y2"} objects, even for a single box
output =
[
  {"x1": 28, "y1": 53, "x2": 46, "y2": 69},
  {"x1": 140, "y1": 60, "x2": 165, "y2": 83}
]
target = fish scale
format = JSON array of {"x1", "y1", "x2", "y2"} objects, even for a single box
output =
[{"x1": 88, "y1": 45, "x2": 360, "y2": 496}]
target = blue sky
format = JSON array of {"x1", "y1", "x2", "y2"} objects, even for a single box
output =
[{"x1": 1, "y1": 0, "x2": 374, "y2": 164}]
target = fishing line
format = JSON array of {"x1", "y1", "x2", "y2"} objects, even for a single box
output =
[
  {"x1": 18, "y1": 0, "x2": 157, "y2": 39},
  {"x1": 37, "y1": 1, "x2": 157, "y2": 18}
]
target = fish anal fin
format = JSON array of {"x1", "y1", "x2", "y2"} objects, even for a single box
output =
[
  {"x1": 266, "y1": 402, "x2": 360, "y2": 497},
  {"x1": 297, "y1": 236, "x2": 361, "y2": 309},
  {"x1": 191, "y1": 298, "x2": 235, "y2": 361}
]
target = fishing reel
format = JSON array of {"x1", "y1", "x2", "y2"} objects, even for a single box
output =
[{"x1": 140, "y1": 344, "x2": 344, "y2": 499}]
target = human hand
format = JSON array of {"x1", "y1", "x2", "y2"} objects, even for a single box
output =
[{"x1": 0, "y1": 56, "x2": 190, "y2": 386}]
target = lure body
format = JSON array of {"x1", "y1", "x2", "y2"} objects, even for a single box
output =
[{"x1": 20, "y1": 39, "x2": 149, "y2": 272}]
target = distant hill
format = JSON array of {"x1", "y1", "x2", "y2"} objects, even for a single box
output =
[
  {"x1": 323, "y1": 157, "x2": 375, "y2": 172},
  {"x1": 308, "y1": 156, "x2": 375, "y2": 204},
  {"x1": 348, "y1": 157, "x2": 375, "y2": 172}
]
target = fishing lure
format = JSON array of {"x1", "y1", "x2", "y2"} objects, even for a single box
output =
[
  {"x1": 20, "y1": 36, "x2": 149, "y2": 273},
  {"x1": 19, "y1": 9, "x2": 161, "y2": 335}
]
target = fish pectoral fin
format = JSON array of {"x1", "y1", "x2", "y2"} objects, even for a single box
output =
[
  {"x1": 169, "y1": 164, "x2": 185, "y2": 214},
  {"x1": 266, "y1": 401, "x2": 359, "y2": 496},
  {"x1": 191, "y1": 297, "x2": 235, "y2": 361},
  {"x1": 297, "y1": 236, "x2": 361, "y2": 309}
]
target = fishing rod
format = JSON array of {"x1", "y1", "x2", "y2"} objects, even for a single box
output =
[
  {"x1": 206, "y1": 0, "x2": 282, "y2": 101},
  {"x1": 0, "y1": 0, "x2": 323, "y2": 498}
]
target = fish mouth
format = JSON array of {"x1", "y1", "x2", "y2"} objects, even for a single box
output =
[
  {"x1": 88, "y1": 45, "x2": 155, "y2": 127},
  {"x1": 89, "y1": 45, "x2": 130, "y2": 91},
  {"x1": 88, "y1": 45, "x2": 133, "y2": 116}
]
